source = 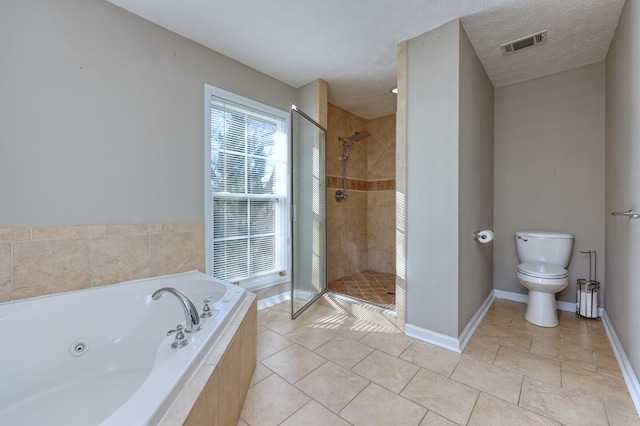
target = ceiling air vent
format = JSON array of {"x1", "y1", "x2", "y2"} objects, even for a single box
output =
[{"x1": 500, "y1": 31, "x2": 547, "y2": 55}]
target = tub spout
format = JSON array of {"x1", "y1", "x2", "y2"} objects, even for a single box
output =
[{"x1": 152, "y1": 287, "x2": 202, "y2": 333}]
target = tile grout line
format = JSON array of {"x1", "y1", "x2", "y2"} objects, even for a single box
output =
[
  {"x1": 290, "y1": 353, "x2": 362, "y2": 424},
  {"x1": 249, "y1": 301, "x2": 637, "y2": 425}
]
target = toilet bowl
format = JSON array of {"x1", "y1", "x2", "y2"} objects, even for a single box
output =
[
  {"x1": 515, "y1": 231, "x2": 574, "y2": 327},
  {"x1": 517, "y1": 263, "x2": 569, "y2": 327}
]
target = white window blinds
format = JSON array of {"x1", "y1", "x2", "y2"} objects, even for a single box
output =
[{"x1": 206, "y1": 90, "x2": 289, "y2": 289}]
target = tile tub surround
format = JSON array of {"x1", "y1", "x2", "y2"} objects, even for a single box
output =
[
  {"x1": 0, "y1": 222, "x2": 205, "y2": 302},
  {"x1": 239, "y1": 299, "x2": 639, "y2": 425},
  {"x1": 160, "y1": 293, "x2": 257, "y2": 425}
]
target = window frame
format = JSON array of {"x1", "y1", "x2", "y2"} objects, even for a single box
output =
[{"x1": 204, "y1": 85, "x2": 290, "y2": 291}]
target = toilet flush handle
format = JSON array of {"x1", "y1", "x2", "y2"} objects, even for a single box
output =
[{"x1": 517, "y1": 235, "x2": 528, "y2": 242}]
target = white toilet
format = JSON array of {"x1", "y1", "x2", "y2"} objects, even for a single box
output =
[{"x1": 515, "y1": 230, "x2": 574, "y2": 327}]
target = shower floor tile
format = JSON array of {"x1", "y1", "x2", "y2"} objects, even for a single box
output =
[{"x1": 327, "y1": 270, "x2": 395, "y2": 310}]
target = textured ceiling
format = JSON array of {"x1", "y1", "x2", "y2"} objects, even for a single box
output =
[{"x1": 106, "y1": 0, "x2": 625, "y2": 119}]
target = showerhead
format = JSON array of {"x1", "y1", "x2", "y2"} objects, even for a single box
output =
[
  {"x1": 346, "y1": 130, "x2": 371, "y2": 143},
  {"x1": 335, "y1": 130, "x2": 372, "y2": 203}
]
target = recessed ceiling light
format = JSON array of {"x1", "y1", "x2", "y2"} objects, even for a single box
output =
[{"x1": 390, "y1": 86, "x2": 398, "y2": 94}]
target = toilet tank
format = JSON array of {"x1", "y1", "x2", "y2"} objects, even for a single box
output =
[{"x1": 515, "y1": 231, "x2": 574, "y2": 267}]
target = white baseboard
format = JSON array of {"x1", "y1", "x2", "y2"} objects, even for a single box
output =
[
  {"x1": 601, "y1": 310, "x2": 640, "y2": 415},
  {"x1": 493, "y1": 289, "x2": 604, "y2": 317},
  {"x1": 257, "y1": 291, "x2": 290, "y2": 310},
  {"x1": 405, "y1": 291, "x2": 495, "y2": 353},
  {"x1": 459, "y1": 291, "x2": 495, "y2": 351},
  {"x1": 405, "y1": 324, "x2": 463, "y2": 353},
  {"x1": 495, "y1": 289, "x2": 575, "y2": 310},
  {"x1": 493, "y1": 289, "x2": 528, "y2": 304}
]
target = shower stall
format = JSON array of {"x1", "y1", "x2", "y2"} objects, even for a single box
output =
[{"x1": 326, "y1": 104, "x2": 396, "y2": 309}]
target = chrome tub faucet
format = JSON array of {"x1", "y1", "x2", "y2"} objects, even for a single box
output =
[{"x1": 152, "y1": 287, "x2": 202, "y2": 333}]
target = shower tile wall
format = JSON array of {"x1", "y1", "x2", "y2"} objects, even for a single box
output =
[
  {"x1": 327, "y1": 104, "x2": 368, "y2": 282},
  {"x1": 366, "y1": 114, "x2": 396, "y2": 275},
  {"x1": 326, "y1": 104, "x2": 396, "y2": 284}
]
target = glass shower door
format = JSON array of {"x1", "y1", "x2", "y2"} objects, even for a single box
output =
[{"x1": 290, "y1": 105, "x2": 327, "y2": 319}]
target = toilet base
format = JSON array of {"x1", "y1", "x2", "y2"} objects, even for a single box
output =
[{"x1": 525, "y1": 290, "x2": 559, "y2": 327}]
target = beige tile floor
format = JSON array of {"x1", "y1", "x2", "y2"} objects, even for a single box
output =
[{"x1": 239, "y1": 299, "x2": 640, "y2": 425}]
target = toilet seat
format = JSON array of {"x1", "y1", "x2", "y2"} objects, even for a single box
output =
[{"x1": 517, "y1": 262, "x2": 568, "y2": 279}]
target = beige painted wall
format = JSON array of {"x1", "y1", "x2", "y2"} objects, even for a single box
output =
[
  {"x1": 605, "y1": 0, "x2": 640, "y2": 380},
  {"x1": 457, "y1": 24, "x2": 494, "y2": 334},
  {"x1": 0, "y1": 0, "x2": 296, "y2": 227},
  {"x1": 493, "y1": 62, "x2": 606, "y2": 303},
  {"x1": 406, "y1": 20, "x2": 461, "y2": 337},
  {"x1": 406, "y1": 19, "x2": 494, "y2": 338},
  {"x1": 0, "y1": 0, "x2": 301, "y2": 301}
]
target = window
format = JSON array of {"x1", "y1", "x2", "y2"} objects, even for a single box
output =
[{"x1": 205, "y1": 86, "x2": 289, "y2": 290}]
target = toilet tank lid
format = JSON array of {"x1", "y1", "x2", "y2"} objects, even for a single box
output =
[{"x1": 516, "y1": 231, "x2": 573, "y2": 239}]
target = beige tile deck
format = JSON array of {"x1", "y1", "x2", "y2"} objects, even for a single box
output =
[{"x1": 240, "y1": 299, "x2": 639, "y2": 425}]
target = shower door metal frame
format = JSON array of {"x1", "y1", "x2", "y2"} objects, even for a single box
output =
[{"x1": 290, "y1": 104, "x2": 328, "y2": 319}]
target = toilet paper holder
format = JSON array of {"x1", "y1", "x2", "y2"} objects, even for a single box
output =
[
  {"x1": 577, "y1": 250, "x2": 599, "y2": 319},
  {"x1": 473, "y1": 230, "x2": 493, "y2": 241}
]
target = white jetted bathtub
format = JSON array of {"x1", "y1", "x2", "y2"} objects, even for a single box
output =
[{"x1": 0, "y1": 271, "x2": 248, "y2": 425}]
